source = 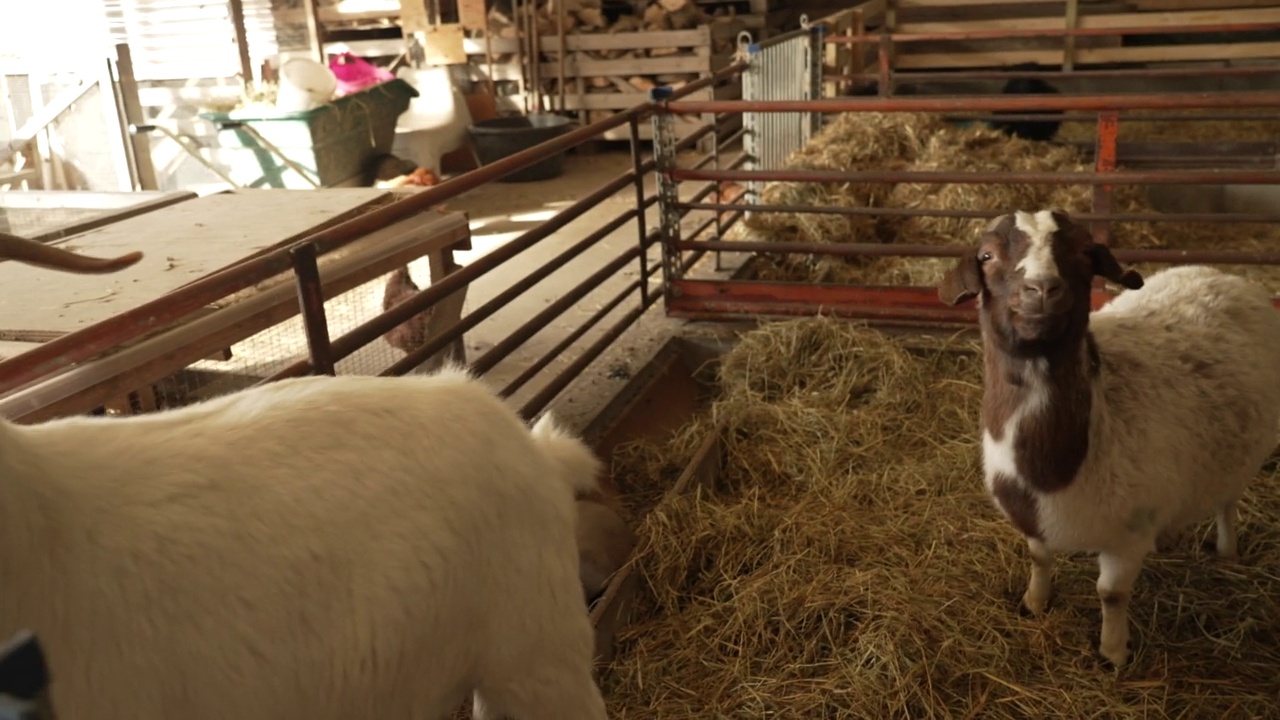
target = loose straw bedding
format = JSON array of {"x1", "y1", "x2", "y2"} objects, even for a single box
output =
[{"x1": 605, "y1": 317, "x2": 1280, "y2": 719}]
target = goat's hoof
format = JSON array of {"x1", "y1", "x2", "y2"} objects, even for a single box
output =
[
  {"x1": 1019, "y1": 593, "x2": 1050, "y2": 617},
  {"x1": 1200, "y1": 538, "x2": 1239, "y2": 560},
  {"x1": 1095, "y1": 642, "x2": 1131, "y2": 670}
]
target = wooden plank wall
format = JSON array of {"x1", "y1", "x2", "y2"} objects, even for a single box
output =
[{"x1": 878, "y1": 0, "x2": 1280, "y2": 71}]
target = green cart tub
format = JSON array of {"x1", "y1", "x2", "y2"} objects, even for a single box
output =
[{"x1": 200, "y1": 78, "x2": 419, "y2": 189}]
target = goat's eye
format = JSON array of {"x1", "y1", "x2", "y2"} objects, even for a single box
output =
[{"x1": 979, "y1": 251, "x2": 993, "y2": 263}]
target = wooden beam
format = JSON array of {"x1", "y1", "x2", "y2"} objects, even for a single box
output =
[
  {"x1": 1063, "y1": 0, "x2": 1078, "y2": 71},
  {"x1": 897, "y1": 6, "x2": 1280, "y2": 33},
  {"x1": 227, "y1": 0, "x2": 255, "y2": 86},
  {"x1": 895, "y1": 40, "x2": 1280, "y2": 68},
  {"x1": 114, "y1": 44, "x2": 159, "y2": 191},
  {"x1": 101, "y1": 53, "x2": 137, "y2": 191},
  {"x1": 302, "y1": 0, "x2": 325, "y2": 63},
  {"x1": 3, "y1": 80, "x2": 94, "y2": 153}
]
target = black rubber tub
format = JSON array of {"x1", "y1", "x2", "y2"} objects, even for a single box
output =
[{"x1": 468, "y1": 113, "x2": 575, "y2": 182}]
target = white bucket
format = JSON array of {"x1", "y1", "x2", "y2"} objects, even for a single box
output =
[{"x1": 276, "y1": 58, "x2": 337, "y2": 113}]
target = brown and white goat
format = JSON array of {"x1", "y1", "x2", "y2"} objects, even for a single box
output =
[{"x1": 937, "y1": 209, "x2": 1280, "y2": 668}]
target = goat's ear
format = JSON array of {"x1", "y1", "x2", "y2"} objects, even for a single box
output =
[
  {"x1": 938, "y1": 252, "x2": 983, "y2": 306},
  {"x1": 1086, "y1": 242, "x2": 1144, "y2": 290}
]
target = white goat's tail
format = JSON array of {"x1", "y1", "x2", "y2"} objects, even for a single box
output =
[{"x1": 531, "y1": 411, "x2": 604, "y2": 497}]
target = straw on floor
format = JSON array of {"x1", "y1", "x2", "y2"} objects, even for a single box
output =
[{"x1": 604, "y1": 316, "x2": 1280, "y2": 719}]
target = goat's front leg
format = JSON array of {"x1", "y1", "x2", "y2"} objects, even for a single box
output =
[
  {"x1": 1021, "y1": 537, "x2": 1055, "y2": 615},
  {"x1": 1216, "y1": 500, "x2": 1239, "y2": 559},
  {"x1": 1095, "y1": 547, "x2": 1149, "y2": 668}
]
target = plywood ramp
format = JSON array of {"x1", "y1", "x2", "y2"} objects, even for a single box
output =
[{"x1": 0, "y1": 188, "x2": 390, "y2": 340}]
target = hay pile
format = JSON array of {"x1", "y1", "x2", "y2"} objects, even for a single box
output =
[
  {"x1": 605, "y1": 317, "x2": 1280, "y2": 719},
  {"x1": 737, "y1": 111, "x2": 1280, "y2": 292}
]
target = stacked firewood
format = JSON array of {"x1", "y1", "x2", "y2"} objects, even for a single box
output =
[{"x1": 485, "y1": 0, "x2": 743, "y2": 113}]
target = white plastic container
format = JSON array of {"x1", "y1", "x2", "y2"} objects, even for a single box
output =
[{"x1": 275, "y1": 58, "x2": 337, "y2": 113}]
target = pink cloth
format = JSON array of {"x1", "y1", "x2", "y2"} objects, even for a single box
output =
[{"x1": 329, "y1": 53, "x2": 395, "y2": 97}]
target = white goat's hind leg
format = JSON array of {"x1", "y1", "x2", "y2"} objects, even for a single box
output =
[
  {"x1": 1216, "y1": 500, "x2": 1239, "y2": 558},
  {"x1": 1095, "y1": 548, "x2": 1149, "y2": 668},
  {"x1": 1021, "y1": 537, "x2": 1055, "y2": 615},
  {"x1": 472, "y1": 665, "x2": 607, "y2": 720},
  {"x1": 472, "y1": 610, "x2": 607, "y2": 720}
]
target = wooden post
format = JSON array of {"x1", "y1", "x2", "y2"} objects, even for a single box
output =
[
  {"x1": 100, "y1": 52, "x2": 139, "y2": 191},
  {"x1": 227, "y1": 0, "x2": 256, "y2": 87},
  {"x1": 1063, "y1": 0, "x2": 1079, "y2": 72},
  {"x1": 114, "y1": 44, "x2": 159, "y2": 191},
  {"x1": 302, "y1": 0, "x2": 325, "y2": 63},
  {"x1": 23, "y1": 75, "x2": 54, "y2": 190}
]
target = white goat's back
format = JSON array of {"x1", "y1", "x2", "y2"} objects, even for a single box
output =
[
  {"x1": 0, "y1": 369, "x2": 599, "y2": 719},
  {"x1": 1065, "y1": 265, "x2": 1280, "y2": 541}
]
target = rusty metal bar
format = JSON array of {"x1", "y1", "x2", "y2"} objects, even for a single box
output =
[
  {"x1": 844, "y1": 66, "x2": 1280, "y2": 83},
  {"x1": 516, "y1": 301, "x2": 653, "y2": 421},
  {"x1": 669, "y1": 279, "x2": 980, "y2": 323},
  {"x1": 498, "y1": 278, "x2": 642, "y2": 398},
  {"x1": 471, "y1": 234, "x2": 655, "y2": 376},
  {"x1": 671, "y1": 239, "x2": 1280, "y2": 266},
  {"x1": 270, "y1": 119, "x2": 724, "y2": 381},
  {"x1": 379, "y1": 240, "x2": 645, "y2": 378},
  {"x1": 269, "y1": 175, "x2": 655, "y2": 382},
  {"x1": 671, "y1": 167, "x2": 1280, "y2": 186},
  {"x1": 941, "y1": 112, "x2": 1280, "y2": 124},
  {"x1": 289, "y1": 243, "x2": 335, "y2": 376},
  {"x1": 665, "y1": 278, "x2": 1280, "y2": 324},
  {"x1": 0, "y1": 123, "x2": 624, "y2": 395},
  {"x1": 677, "y1": 201, "x2": 1280, "y2": 224},
  {"x1": 382, "y1": 198, "x2": 640, "y2": 377},
  {"x1": 0, "y1": 65, "x2": 750, "y2": 397},
  {"x1": 877, "y1": 33, "x2": 891, "y2": 97},
  {"x1": 500, "y1": 236, "x2": 681, "y2": 399},
  {"x1": 659, "y1": 92, "x2": 1280, "y2": 115},
  {"x1": 1093, "y1": 111, "x2": 1119, "y2": 247},
  {"x1": 825, "y1": 20, "x2": 1280, "y2": 43}
]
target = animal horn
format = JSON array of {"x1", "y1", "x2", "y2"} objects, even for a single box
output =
[{"x1": 0, "y1": 232, "x2": 143, "y2": 274}]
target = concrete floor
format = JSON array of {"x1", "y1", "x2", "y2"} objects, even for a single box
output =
[{"x1": 422, "y1": 141, "x2": 744, "y2": 432}]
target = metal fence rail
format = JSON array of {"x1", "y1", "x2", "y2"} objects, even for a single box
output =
[
  {"x1": 647, "y1": 85, "x2": 1280, "y2": 324},
  {"x1": 0, "y1": 64, "x2": 752, "y2": 424}
]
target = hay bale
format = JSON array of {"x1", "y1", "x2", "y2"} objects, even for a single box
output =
[
  {"x1": 745, "y1": 112, "x2": 949, "y2": 246},
  {"x1": 604, "y1": 317, "x2": 1280, "y2": 719}
]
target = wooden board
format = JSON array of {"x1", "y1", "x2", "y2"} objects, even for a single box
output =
[
  {"x1": 458, "y1": 0, "x2": 486, "y2": 29},
  {"x1": 895, "y1": 40, "x2": 1280, "y2": 68},
  {"x1": 398, "y1": 0, "x2": 431, "y2": 33},
  {"x1": 0, "y1": 188, "x2": 390, "y2": 337},
  {"x1": 0, "y1": 341, "x2": 42, "y2": 360},
  {"x1": 423, "y1": 24, "x2": 468, "y2": 65},
  {"x1": 897, "y1": 6, "x2": 1280, "y2": 32}
]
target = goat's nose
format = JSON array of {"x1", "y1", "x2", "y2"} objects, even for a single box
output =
[{"x1": 1022, "y1": 277, "x2": 1064, "y2": 299}]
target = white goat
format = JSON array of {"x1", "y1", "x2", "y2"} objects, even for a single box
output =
[
  {"x1": 0, "y1": 368, "x2": 610, "y2": 719},
  {"x1": 937, "y1": 209, "x2": 1280, "y2": 668}
]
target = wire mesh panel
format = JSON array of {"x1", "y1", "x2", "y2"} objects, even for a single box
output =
[
  {"x1": 741, "y1": 19, "x2": 821, "y2": 209},
  {"x1": 140, "y1": 257, "x2": 452, "y2": 411},
  {"x1": 2, "y1": 71, "x2": 126, "y2": 192}
]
